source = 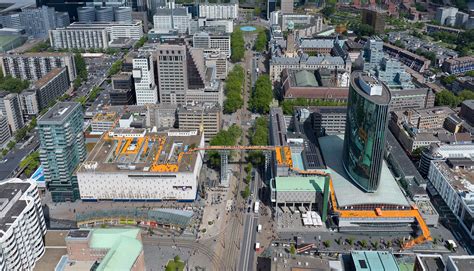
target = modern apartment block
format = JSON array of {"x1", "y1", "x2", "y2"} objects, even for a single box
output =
[
  {"x1": 0, "y1": 178, "x2": 46, "y2": 271},
  {"x1": 0, "y1": 92, "x2": 24, "y2": 133},
  {"x1": 198, "y1": 3, "x2": 239, "y2": 20},
  {"x1": 389, "y1": 88, "x2": 435, "y2": 111},
  {"x1": 0, "y1": 52, "x2": 76, "y2": 82},
  {"x1": 19, "y1": 6, "x2": 57, "y2": 38},
  {"x1": 19, "y1": 91, "x2": 40, "y2": 116},
  {"x1": 132, "y1": 53, "x2": 158, "y2": 105},
  {"x1": 32, "y1": 67, "x2": 70, "y2": 109},
  {"x1": 294, "y1": 106, "x2": 347, "y2": 137},
  {"x1": 0, "y1": 114, "x2": 11, "y2": 145},
  {"x1": 153, "y1": 6, "x2": 191, "y2": 34},
  {"x1": 428, "y1": 160, "x2": 474, "y2": 242},
  {"x1": 177, "y1": 103, "x2": 221, "y2": 141},
  {"x1": 49, "y1": 21, "x2": 143, "y2": 50},
  {"x1": 38, "y1": 102, "x2": 86, "y2": 202},
  {"x1": 192, "y1": 32, "x2": 231, "y2": 58},
  {"x1": 156, "y1": 44, "x2": 188, "y2": 104}
]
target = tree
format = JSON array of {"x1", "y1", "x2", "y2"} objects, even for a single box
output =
[
  {"x1": 347, "y1": 238, "x2": 354, "y2": 246},
  {"x1": 458, "y1": 90, "x2": 474, "y2": 101},
  {"x1": 435, "y1": 90, "x2": 460, "y2": 107},
  {"x1": 441, "y1": 75, "x2": 457, "y2": 85},
  {"x1": 108, "y1": 60, "x2": 123, "y2": 77},
  {"x1": 411, "y1": 146, "x2": 426, "y2": 160},
  {"x1": 241, "y1": 185, "x2": 250, "y2": 199},
  {"x1": 231, "y1": 29, "x2": 245, "y2": 62},
  {"x1": 7, "y1": 141, "x2": 16, "y2": 150},
  {"x1": 0, "y1": 76, "x2": 30, "y2": 93},
  {"x1": 223, "y1": 65, "x2": 245, "y2": 113},
  {"x1": 372, "y1": 241, "x2": 379, "y2": 249},
  {"x1": 208, "y1": 125, "x2": 242, "y2": 167},
  {"x1": 323, "y1": 240, "x2": 331, "y2": 248},
  {"x1": 249, "y1": 75, "x2": 273, "y2": 114},
  {"x1": 173, "y1": 255, "x2": 180, "y2": 262},
  {"x1": 248, "y1": 117, "x2": 269, "y2": 165},
  {"x1": 360, "y1": 240, "x2": 367, "y2": 248},
  {"x1": 134, "y1": 35, "x2": 148, "y2": 49},
  {"x1": 289, "y1": 244, "x2": 296, "y2": 255},
  {"x1": 254, "y1": 30, "x2": 267, "y2": 52},
  {"x1": 352, "y1": 23, "x2": 375, "y2": 37}
]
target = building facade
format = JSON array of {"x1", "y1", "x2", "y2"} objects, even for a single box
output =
[
  {"x1": 0, "y1": 178, "x2": 46, "y2": 271},
  {"x1": 33, "y1": 67, "x2": 70, "y2": 110},
  {"x1": 20, "y1": 91, "x2": 40, "y2": 117},
  {"x1": 192, "y1": 32, "x2": 231, "y2": 58},
  {"x1": 177, "y1": 103, "x2": 221, "y2": 141},
  {"x1": 19, "y1": 6, "x2": 56, "y2": 38},
  {"x1": 38, "y1": 102, "x2": 86, "y2": 202},
  {"x1": 133, "y1": 54, "x2": 158, "y2": 105},
  {"x1": 0, "y1": 115, "x2": 11, "y2": 146},
  {"x1": 0, "y1": 92, "x2": 24, "y2": 133},
  {"x1": 442, "y1": 56, "x2": 474, "y2": 74},
  {"x1": 361, "y1": 9, "x2": 386, "y2": 34},
  {"x1": 198, "y1": 3, "x2": 239, "y2": 20},
  {"x1": 153, "y1": 7, "x2": 191, "y2": 34},
  {"x1": 156, "y1": 44, "x2": 187, "y2": 104},
  {"x1": 0, "y1": 53, "x2": 76, "y2": 82},
  {"x1": 281, "y1": 0, "x2": 294, "y2": 14},
  {"x1": 342, "y1": 72, "x2": 391, "y2": 192}
]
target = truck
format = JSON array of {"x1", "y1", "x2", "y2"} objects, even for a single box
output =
[
  {"x1": 254, "y1": 201, "x2": 260, "y2": 214},
  {"x1": 255, "y1": 67, "x2": 259, "y2": 74},
  {"x1": 257, "y1": 224, "x2": 262, "y2": 232},
  {"x1": 255, "y1": 242, "x2": 261, "y2": 251}
]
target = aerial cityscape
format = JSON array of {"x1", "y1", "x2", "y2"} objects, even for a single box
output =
[{"x1": 0, "y1": 0, "x2": 473, "y2": 270}]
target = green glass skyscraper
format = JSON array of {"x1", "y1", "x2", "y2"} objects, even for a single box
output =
[
  {"x1": 38, "y1": 102, "x2": 86, "y2": 202},
  {"x1": 342, "y1": 71, "x2": 391, "y2": 192}
]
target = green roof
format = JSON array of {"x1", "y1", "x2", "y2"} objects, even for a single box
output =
[
  {"x1": 89, "y1": 228, "x2": 143, "y2": 271},
  {"x1": 274, "y1": 176, "x2": 327, "y2": 192},
  {"x1": 294, "y1": 70, "x2": 318, "y2": 87},
  {"x1": 351, "y1": 251, "x2": 400, "y2": 271}
]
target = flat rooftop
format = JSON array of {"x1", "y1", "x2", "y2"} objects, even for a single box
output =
[
  {"x1": 351, "y1": 251, "x2": 399, "y2": 271},
  {"x1": 448, "y1": 256, "x2": 474, "y2": 271},
  {"x1": 319, "y1": 135, "x2": 409, "y2": 208},
  {"x1": 274, "y1": 176, "x2": 328, "y2": 192},
  {"x1": 0, "y1": 182, "x2": 31, "y2": 236},
  {"x1": 38, "y1": 102, "x2": 80, "y2": 124},
  {"x1": 92, "y1": 112, "x2": 118, "y2": 122},
  {"x1": 33, "y1": 67, "x2": 65, "y2": 89},
  {"x1": 78, "y1": 129, "x2": 202, "y2": 174},
  {"x1": 353, "y1": 71, "x2": 391, "y2": 105}
]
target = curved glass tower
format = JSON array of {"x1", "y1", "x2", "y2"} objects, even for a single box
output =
[{"x1": 342, "y1": 71, "x2": 391, "y2": 192}]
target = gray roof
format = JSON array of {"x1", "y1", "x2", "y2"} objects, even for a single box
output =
[
  {"x1": 319, "y1": 135, "x2": 410, "y2": 208},
  {"x1": 271, "y1": 55, "x2": 345, "y2": 66},
  {"x1": 299, "y1": 39, "x2": 334, "y2": 49},
  {"x1": 0, "y1": 181, "x2": 31, "y2": 235},
  {"x1": 38, "y1": 102, "x2": 80, "y2": 124},
  {"x1": 462, "y1": 99, "x2": 474, "y2": 109},
  {"x1": 155, "y1": 7, "x2": 188, "y2": 16}
]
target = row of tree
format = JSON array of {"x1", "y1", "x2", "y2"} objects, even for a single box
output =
[
  {"x1": 231, "y1": 29, "x2": 245, "y2": 62},
  {"x1": 107, "y1": 60, "x2": 123, "y2": 77},
  {"x1": 223, "y1": 65, "x2": 245, "y2": 114},
  {"x1": 73, "y1": 53, "x2": 88, "y2": 89},
  {"x1": 249, "y1": 74, "x2": 273, "y2": 114},
  {"x1": 254, "y1": 30, "x2": 268, "y2": 52},
  {"x1": 435, "y1": 89, "x2": 474, "y2": 108},
  {"x1": 248, "y1": 117, "x2": 269, "y2": 166},
  {"x1": 208, "y1": 124, "x2": 242, "y2": 168},
  {"x1": 280, "y1": 98, "x2": 347, "y2": 115}
]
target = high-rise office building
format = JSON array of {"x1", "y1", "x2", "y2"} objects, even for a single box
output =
[
  {"x1": 342, "y1": 71, "x2": 391, "y2": 192},
  {"x1": 0, "y1": 178, "x2": 46, "y2": 271},
  {"x1": 77, "y1": 6, "x2": 96, "y2": 22},
  {"x1": 153, "y1": 6, "x2": 191, "y2": 34},
  {"x1": 133, "y1": 53, "x2": 158, "y2": 105},
  {"x1": 55, "y1": 11, "x2": 70, "y2": 28},
  {"x1": 0, "y1": 92, "x2": 24, "y2": 133},
  {"x1": 156, "y1": 44, "x2": 187, "y2": 104},
  {"x1": 361, "y1": 9, "x2": 386, "y2": 34},
  {"x1": 0, "y1": 52, "x2": 77, "y2": 82},
  {"x1": 192, "y1": 32, "x2": 231, "y2": 58},
  {"x1": 267, "y1": 0, "x2": 276, "y2": 20},
  {"x1": 281, "y1": 0, "x2": 294, "y2": 14},
  {"x1": 19, "y1": 6, "x2": 57, "y2": 38},
  {"x1": 38, "y1": 102, "x2": 86, "y2": 202}
]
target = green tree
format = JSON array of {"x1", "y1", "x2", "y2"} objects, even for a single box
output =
[
  {"x1": 223, "y1": 65, "x2": 245, "y2": 113},
  {"x1": 323, "y1": 240, "x2": 331, "y2": 248},
  {"x1": 107, "y1": 60, "x2": 123, "y2": 76},
  {"x1": 7, "y1": 141, "x2": 16, "y2": 150},
  {"x1": 352, "y1": 23, "x2": 375, "y2": 37},
  {"x1": 248, "y1": 117, "x2": 269, "y2": 165},
  {"x1": 360, "y1": 240, "x2": 367, "y2": 248},
  {"x1": 173, "y1": 255, "x2": 180, "y2": 262},
  {"x1": 411, "y1": 146, "x2": 426, "y2": 159},
  {"x1": 134, "y1": 35, "x2": 148, "y2": 49},
  {"x1": 241, "y1": 185, "x2": 250, "y2": 199},
  {"x1": 14, "y1": 127, "x2": 28, "y2": 142},
  {"x1": 441, "y1": 75, "x2": 457, "y2": 85},
  {"x1": 254, "y1": 30, "x2": 268, "y2": 52},
  {"x1": 231, "y1": 29, "x2": 245, "y2": 62},
  {"x1": 435, "y1": 90, "x2": 460, "y2": 107},
  {"x1": 249, "y1": 75, "x2": 273, "y2": 114},
  {"x1": 347, "y1": 238, "x2": 354, "y2": 246},
  {"x1": 289, "y1": 244, "x2": 296, "y2": 255},
  {"x1": 208, "y1": 125, "x2": 242, "y2": 167},
  {"x1": 0, "y1": 76, "x2": 30, "y2": 93},
  {"x1": 458, "y1": 90, "x2": 474, "y2": 101}
]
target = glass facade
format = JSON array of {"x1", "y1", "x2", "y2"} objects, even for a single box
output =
[{"x1": 342, "y1": 72, "x2": 390, "y2": 192}]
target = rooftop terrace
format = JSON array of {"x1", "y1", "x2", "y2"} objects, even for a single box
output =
[{"x1": 78, "y1": 129, "x2": 203, "y2": 174}]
